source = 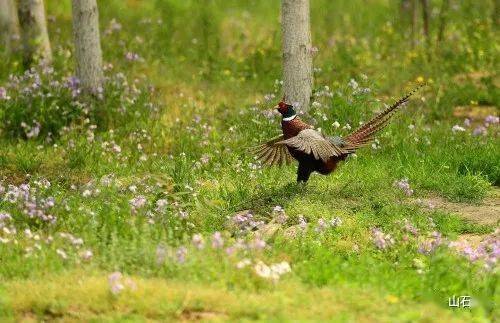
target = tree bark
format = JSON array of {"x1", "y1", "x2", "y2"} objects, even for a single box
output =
[
  {"x1": 17, "y1": 0, "x2": 52, "y2": 67},
  {"x1": 0, "y1": 0, "x2": 20, "y2": 52},
  {"x1": 71, "y1": 0, "x2": 103, "y2": 93},
  {"x1": 493, "y1": 0, "x2": 499, "y2": 27},
  {"x1": 281, "y1": 0, "x2": 313, "y2": 112},
  {"x1": 436, "y1": 0, "x2": 450, "y2": 43},
  {"x1": 420, "y1": 0, "x2": 430, "y2": 46}
]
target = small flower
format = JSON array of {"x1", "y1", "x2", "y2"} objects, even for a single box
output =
[
  {"x1": 130, "y1": 196, "x2": 147, "y2": 213},
  {"x1": 332, "y1": 121, "x2": 340, "y2": 128},
  {"x1": 0, "y1": 87, "x2": 10, "y2": 100},
  {"x1": 56, "y1": 248, "x2": 68, "y2": 260},
  {"x1": 418, "y1": 231, "x2": 442, "y2": 254},
  {"x1": 484, "y1": 115, "x2": 499, "y2": 125},
  {"x1": 192, "y1": 233, "x2": 205, "y2": 250},
  {"x1": 254, "y1": 260, "x2": 291, "y2": 281},
  {"x1": 451, "y1": 125, "x2": 466, "y2": 133},
  {"x1": 176, "y1": 246, "x2": 187, "y2": 263},
  {"x1": 298, "y1": 215, "x2": 307, "y2": 230},
  {"x1": 315, "y1": 218, "x2": 328, "y2": 233},
  {"x1": 348, "y1": 79, "x2": 359, "y2": 90},
  {"x1": 236, "y1": 258, "x2": 251, "y2": 269},
  {"x1": 211, "y1": 232, "x2": 224, "y2": 249},
  {"x1": 394, "y1": 178, "x2": 414, "y2": 196},
  {"x1": 80, "y1": 250, "x2": 93, "y2": 261},
  {"x1": 371, "y1": 228, "x2": 394, "y2": 250},
  {"x1": 249, "y1": 235, "x2": 266, "y2": 250},
  {"x1": 155, "y1": 199, "x2": 168, "y2": 212},
  {"x1": 329, "y1": 217, "x2": 342, "y2": 227},
  {"x1": 472, "y1": 126, "x2": 487, "y2": 136},
  {"x1": 0, "y1": 212, "x2": 11, "y2": 222},
  {"x1": 273, "y1": 205, "x2": 288, "y2": 224},
  {"x1": 108, "y1": 272, "x2": 124, "y2": 295},
  {"x1": 125, "y1": 52, "x2": 140, "y2": 61},
  {"x1": 156, "y1": 244, "x2": 166, "y2": 265}
]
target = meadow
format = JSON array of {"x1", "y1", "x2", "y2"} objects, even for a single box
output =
[{"x1": 0, "y1": 0, "x2": 498, "y2": 321}]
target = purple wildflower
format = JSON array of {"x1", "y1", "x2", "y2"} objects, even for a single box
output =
[
  {"x1": 129, "y1": 196, "x2": 147, "y2": 213},
  {"x1": 418, "y1": 231, "x2": 442, "y2": 254},
  {"x1": 108, "y1": 272, "x2": 124, "y2": 295},
  {"x1": 176, "y1": 246, "x2": 187, "y2": 263},
  {"x1": 273, "y1": 205, "x2": 288, "y2": 224},
  {"x1": 484, "y1": 115, "x2": 499, "y2": 126},
  {"x1": 315, "y1": 218, "x2": 328, "y2": 233},
  {"x1": 298, "y1": 215, "x2": 307, "y2": 230},
  {"x1": 472, "y1": 126, "x2": 487, "y2": 136},
  {"x1": 0, "y1": 87, "x2": 10, "y2": 100},
  {"x1": 394, "y1": 178, "x2": 414, "y2": 196},
  {"x1": 371, "y1": 228, "x2": 395, "y2": 250},
  {"x1": 192, "y1": 233, "x2": 205, "y2": 250},
  {"x1": 211, "y1": 231, "x2": 224, "y2": 249},
  {"x1": 125, "y1": 52, "x2": 140, "y2": 62}
]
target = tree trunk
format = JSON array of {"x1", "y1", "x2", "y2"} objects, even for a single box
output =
[
  {"x1": 0, "y1": 0, "x2": 20, "y2": 52},
  {"x1": 493, "y1": 0, "x2": 499, "y2": 27},
  {"x1": 281, "y1": 0, "x2": 313, "y2": 112},
  {"x1": 436, "y1": 0, "x2": 450, "y2": 43},
  {"x1": 17, "y1": 0, "x2": 52, "y2": 67},
  {"x1": 71, "y1": 0, "x2": 103, "y2": 93},
  {"x1": 410, "y1": 0, "x2": 417, "y2": 47},
  {"x1": 420, "y1": 0, "x2": 430, "y2": 46}
]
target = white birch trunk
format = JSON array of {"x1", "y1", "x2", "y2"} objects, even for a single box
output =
[
  {"x1": 17, "y1": 0, "x2": 52, "y2": 66},
  {"x1": 0, "y1": 0, "x2": 20, "y2": 52},
  {"x1": 281, "y1": 0, "x2": 313, "y2": 111},
  {"x1": 71, "y1": 0, "x2": 103, "y2": 93}
]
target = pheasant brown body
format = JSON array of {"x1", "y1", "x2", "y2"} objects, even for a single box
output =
[{"x1": 253, "y1": 85, "x2": 422, "y2": 182}]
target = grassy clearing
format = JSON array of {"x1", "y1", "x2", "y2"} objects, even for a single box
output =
[{"x1": 0, "y1": 0, "x2": 498, "y2": 321}]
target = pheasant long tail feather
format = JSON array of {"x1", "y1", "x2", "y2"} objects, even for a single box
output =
[{"x1": 344, "y1": 84, "x2": 424, "y2": 150}]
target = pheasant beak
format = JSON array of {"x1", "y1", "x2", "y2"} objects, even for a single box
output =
[{"x1": 274, "y1": 105, "x2": 279, "y2": 111}]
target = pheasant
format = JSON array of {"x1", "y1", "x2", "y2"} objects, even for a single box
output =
[{"x1": 252, "y1": 86, "x2": 422, "y2": 182}]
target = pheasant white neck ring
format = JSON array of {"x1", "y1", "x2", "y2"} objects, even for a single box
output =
[{"x1": 282, "y1": 114, "x2": 297, "y2": 122}]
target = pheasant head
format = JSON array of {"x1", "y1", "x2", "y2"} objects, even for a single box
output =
[{"x1": 276, "y1": 100, "x2": 296, "y2": 121}]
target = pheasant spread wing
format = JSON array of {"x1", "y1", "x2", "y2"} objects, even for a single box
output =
[
  {"x1": 277, "y1": 129, "x2": 346, "y2": 162},
  {"x1": 250, "y1": 135, "x2": 294, "y2": 166}
]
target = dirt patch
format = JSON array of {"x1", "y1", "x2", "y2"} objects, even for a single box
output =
[
  {"x1": 413, "y1": 188, "x2": 500, "y2": 226},
  {"x1": 452, "y1": 71, "x2": 500, "y2": 88},
  {"x1": 452, "y1": 105, "x2": 497, "y2": 120},
  {"x1": 453, "y1": 233, "x2": 487, "y2": 249}
]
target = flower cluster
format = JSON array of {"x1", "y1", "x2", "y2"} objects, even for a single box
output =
[
  {"x1": 231, "y1": 210, "x2": 264, "y2": 233},
  {"x1": 372, "y1": 228, "x2": 395, "y2": 250},
  {"x1": 272, "y1": 205, "x2": 288, "y2": 224},
  {"x1": 315, "y1": 217, "x2": 342, "y2": 233},
  {"x1": 449, "y1": 229, "x2": 499, "y2": 270},
  {"x1": 394, "y1": 178, "x2": 414, "y2": 196},
  {"x1": 108, "y1": 272, "x2": 137, "y2": 295},
  {"x1": 0, "y1": 180, "x2": 56, "y2": 224},
  {"x1": 253, "y1": 260, "x2": 291, "y2": 282},
  {"x1": 418, "y1": 231, "x2": 442, "y2": 254},
  {"x1": 457, "y1": 115, "x2": 499, "y2": 137}
]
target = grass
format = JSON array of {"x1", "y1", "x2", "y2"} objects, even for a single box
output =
[
  {"x1": 0, "y1": 270, "x2": 486, "y2": 322},
  {"x1": 0, "y1": 0, "x2": 498, "y2": 321}
]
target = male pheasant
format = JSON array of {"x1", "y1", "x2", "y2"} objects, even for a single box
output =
[{"x1": 253, "y1": 86, "x2": 422, "y2": 182}]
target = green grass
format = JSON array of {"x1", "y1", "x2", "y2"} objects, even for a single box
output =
[{"x1": 0, "y1": 0, "x2": 498, "y2": 321}]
